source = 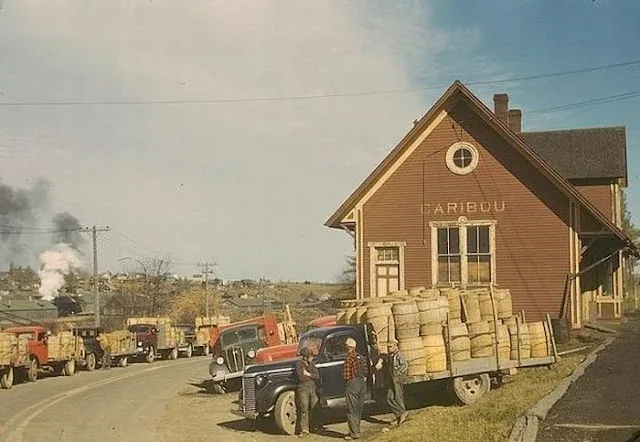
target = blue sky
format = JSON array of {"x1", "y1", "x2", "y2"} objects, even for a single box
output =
[{"x1": 0, "y1": 1, "x2": 638, "y2": 282}]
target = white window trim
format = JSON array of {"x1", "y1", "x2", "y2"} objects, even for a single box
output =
[
  {"x1": 445, "y1": 142, "x2": 479, "y2": 176},
  {"x1": 368, "y1": 241, "x2": 406, "y2": 297},
  {"x1": 430, "y1": 218, "x2": 496, "y2": 288}
]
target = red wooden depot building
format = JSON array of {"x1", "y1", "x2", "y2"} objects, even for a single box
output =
[{"x1": 326, "y1": 81, "x2": 638, "y2": 330}]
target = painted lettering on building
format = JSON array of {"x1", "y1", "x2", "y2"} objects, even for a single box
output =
[{"x1": 421, "y1": 201, "x2": 506, "y2": 215}]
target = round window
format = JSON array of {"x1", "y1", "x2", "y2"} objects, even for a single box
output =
[{"x1": 445, "y1": 142, "x2": 479, "y2": 175}]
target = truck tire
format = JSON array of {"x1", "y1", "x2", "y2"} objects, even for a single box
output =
[
  {"x1": 27, "y1": 358, "x2": 38, "y2": 382},
  {"x1": 452, "y1": 373, "x2": 490, "y2": 405},
  {"x1": 169, "y1": 348, "x2": 178, "y2": 360},
  {"x1": 146, "y1": 347, "x2": 155, "y2": 363},
  {"x1": 1, "y1": 367, "x2": 14, "y2": 389},
  {"x1": 119, "y1": 357, "x2": 129, "y2": 368},
  {"x1": 64, "y1": 359, "x2": 76, "y2": 376},
  {"x1": 274, "y1": 390, "x2": 297, "y2": 435},
  {"x1": 86, "y1": 353, "x2": 96, "y2": 372},
  {"x1": 186, "y1": 345, "x2": 193, "y2": 358}
]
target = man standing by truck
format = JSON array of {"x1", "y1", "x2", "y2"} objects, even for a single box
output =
[
  {"x1": 295, "y1": 347, "x2": 320, "y2": 437},
  {"x1": 97, "y1": 331, "x2": 111, "y2": 370},
  {"x1": 342, "y1": 337, "x2": 367, "y2": 440},
  {"x1": 382, "y1": 340, "x2": 408, "y2": 426}
]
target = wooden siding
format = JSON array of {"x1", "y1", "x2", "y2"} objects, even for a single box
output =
[
  {"x1": 362, "y1": 101, "x2": 571, "y2": 321},
  {"x1": 575, "y1": 184, "x2": 613, "y2": 223}
]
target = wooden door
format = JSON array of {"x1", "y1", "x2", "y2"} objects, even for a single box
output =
[{"x1": 376, "y1": 264, "x2": 399, "y2": 297}]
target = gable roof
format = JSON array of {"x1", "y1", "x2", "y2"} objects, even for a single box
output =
[
  {"x1": 325, "y1": 81, "x2": 637, "y2": 253},
  {"x1": 520, "y1": 127, "x2": 627, "y2": 182}
]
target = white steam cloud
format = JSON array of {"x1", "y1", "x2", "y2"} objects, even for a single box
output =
[{"x1": 38, "y1": 243, "x2": 84, "y2": 301}]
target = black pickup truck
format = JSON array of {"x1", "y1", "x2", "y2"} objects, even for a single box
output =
[{"x1": 240, "y1": 322, "x2": 540, "y2": 435}]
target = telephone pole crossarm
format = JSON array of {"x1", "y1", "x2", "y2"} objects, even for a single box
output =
[{"x1": 197, "y1": 261, "x2": 217, "y2": 317}]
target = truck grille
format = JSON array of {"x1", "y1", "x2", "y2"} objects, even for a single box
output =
[
  {"x1": 243, "y1": 377, "x2": 256, "y2": 414},
  {"x1": 225, "y1": 346, "x2": 245, "y2": 373}
]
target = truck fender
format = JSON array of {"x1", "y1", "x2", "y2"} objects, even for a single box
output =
[{"x1": 260, "y1": 382, "x2": 297, "y2": 414}]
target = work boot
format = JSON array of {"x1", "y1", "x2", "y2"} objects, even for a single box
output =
[
  {"x1": 299, "y1": 430, "x2": 309, "y2": 438},
  {"x1": 398, "y1": 412, "x2": 408, "y2": 425}
]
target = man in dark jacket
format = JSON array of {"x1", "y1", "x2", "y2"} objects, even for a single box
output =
[
  {"x1": 384, "y1": 340, "x2": 408, "y2": 426},
  {"x1": 295, "y1": 347, "x2": 320, "y2": 437}
]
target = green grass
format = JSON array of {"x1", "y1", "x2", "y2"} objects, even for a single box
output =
[{"x1": 371, "y1": 353, "x2": 586, "y2": 442}]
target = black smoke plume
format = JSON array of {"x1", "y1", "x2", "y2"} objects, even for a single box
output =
[{"x1": 52, "y1": 212, "x2": 85, "y2": 250}]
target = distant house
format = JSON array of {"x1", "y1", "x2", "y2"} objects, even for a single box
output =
[{"x1": 0, "y1": 298, "x2": 58, "y2": 322}]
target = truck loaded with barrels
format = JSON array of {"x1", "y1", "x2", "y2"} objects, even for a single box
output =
[
  {"x1": 74, "y1": 326, "x2": 138, "y2": 370},
  {"x1": 240, "y1": 285, "x2": 559, "y2": 435},
  {"x1": 1, "y1": 326, "x2": 85, "y2": 388},
  {"x1": 126, "y1": 317, "x2": 186, "y2": 362}
]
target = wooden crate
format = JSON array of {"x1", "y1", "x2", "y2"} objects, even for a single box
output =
[
  {"x1": 47, "y1": 331, "x2": 84, "y2": 361},
  {"x1": 195, "y1": 315, "x2": 231, "y2": 328},
  {"x1": 108, "y1": 330, "x2": 137, "y2": 356},
  {"x1": 0, "y1": 333, "x2": 17, "y2": 365},
  {"x1": 196, "y1": 329, "x2": 210, "y2": 347}
]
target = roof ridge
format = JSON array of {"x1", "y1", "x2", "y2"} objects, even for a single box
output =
[{"x1": 522, "y1": 126, "x2": 625, "y2": 134}]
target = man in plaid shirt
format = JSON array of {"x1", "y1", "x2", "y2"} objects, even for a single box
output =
[{"x1": 342, "y1": 337, "x2": 367, "y2": 440}]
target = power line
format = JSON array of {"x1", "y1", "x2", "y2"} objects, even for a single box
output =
[
  {"x1": 528, "y1": 90, "x2": 640, "y2": 115},
  {"x1": 1, "y1": 58, "x2": 639, "y2": 107}
]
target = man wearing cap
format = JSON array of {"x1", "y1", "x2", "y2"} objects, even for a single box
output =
[
  {"x1": 342, "y1": 337, "x2": 367, "y2": 440},
  {"x1": 295, "y1": 347, "x2": 320, "y2": 437},
  {"x1": 383, "y1": 340, "x2": 408, "y2": 426}
]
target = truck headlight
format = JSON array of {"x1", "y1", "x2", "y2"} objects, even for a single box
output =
[
  {"x1": 137, "y1": 341, "x2": 142, "y2": 346},
  {"x1": 216, "y1": 357, "x2": 225, "y2": 365},
  {"x1": 247, "y1": 350, "x2": 256, "y2": 359},
  {"x1": 256, "y1": 374, "x2": 268, "y2": 389}
]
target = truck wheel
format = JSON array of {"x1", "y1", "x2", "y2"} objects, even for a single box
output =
[
  {"x1": 170, "y1": 348, "x2": 178, "y2": 360},
  {"x1": 452, "y1": 373, "x2": 490, "y2": 405},
  {"x1": 86, "y1": 353, "x2": 96, "y2": 372},
  {"x1": 274, "y1": 390, "x2": 297, "y2": 435},
  {"x1": 27, "y1": 358, "x2": 38, "y2": 382},
  {"x1": 64, "y1": 359, "x2": 76, "y2": 376},
  {"x1": 212, "y1": 383, "x2": 226, "y2": 395},
  {"x1": 146, "y1": 347, "x2": 155, "y2": 363},
  {"x1": 203, "y1": 345, "x2": 210, "y2": 356},
  {"x1": 186, "y1": 345, "x2": 193, "y2": 358},
  {"x1": 0, "y1": 367, "x2": 14, "y2": 389},
  {"x1": 119, "y1": 357, "x2": 129, "y2": 368}
]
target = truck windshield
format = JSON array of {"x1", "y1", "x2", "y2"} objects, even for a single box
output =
[
  {"x1": 221, "y1": 327, "x2": 258, "y2": 347},
  {"x1": 129, "y1": 325, "x2": 150, "y2": 333},
  {"x1": 297, "y1": 335, "x2": 324, "y2": 356}
]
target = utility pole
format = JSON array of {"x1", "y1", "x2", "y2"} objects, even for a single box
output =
[
  {"x1": 82, "y1": 225, "x2": 110, "y2": 327},
  {"x1": 198, "y1": 261, "x2": 217, "y2": 317}
]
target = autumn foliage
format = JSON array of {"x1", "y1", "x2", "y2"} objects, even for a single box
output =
[{"x1": 169, "y1": 288, "x2": 217, "y2": 323}]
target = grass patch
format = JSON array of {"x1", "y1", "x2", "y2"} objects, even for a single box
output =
[{"x1": 371, "y1": 354, "x2": 586, "y2": 442}]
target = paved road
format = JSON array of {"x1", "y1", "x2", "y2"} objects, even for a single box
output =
[
  {"x1": 537, "y1": 314, "x2": 640, "y2": 442},
  {"x1": 0, "y1": 356, "x2": 394, "y2": 442},
  {"x1": 0, "y1": 357, "x2": 211, "y2": 442}
]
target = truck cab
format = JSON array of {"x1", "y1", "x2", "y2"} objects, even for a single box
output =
[
  {"x1": 73, "y1": 326, "x2": 105, "y2": 371},
  {"x1": 176, "y1": 323, "x2": 196, "y2": 358},
  {"x1": 4, "y1": 326, "x2": 49, "y2": 369},
  {"x1": 241, "y1": 324, "x2": 378, "y2": 435},
  {"x1": 127, "y1": 323, "x2": 158, "y2": 363},
  {"x1": 209, "y1": 322, "x2": 270, "y2": 394}
]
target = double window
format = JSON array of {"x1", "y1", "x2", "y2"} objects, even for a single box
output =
[{"x1": 432, "y1": 221, "x2": 495, "y2": 287}]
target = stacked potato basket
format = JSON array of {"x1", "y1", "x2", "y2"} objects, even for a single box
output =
[{"x1": 336, "y1": 286, "x2": 552, "y2": 374}]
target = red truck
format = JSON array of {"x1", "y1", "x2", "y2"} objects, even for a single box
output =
[
  {"x1": 254, "y1": 315, "x2": 336, "y2": 364},
  {"x1": 2, "y1": 326, "x2": 84, "y2": 384}
]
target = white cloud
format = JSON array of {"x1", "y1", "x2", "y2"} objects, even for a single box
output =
[{"x1": 0, "y1": 0, "x2": 462, "y2": 281}]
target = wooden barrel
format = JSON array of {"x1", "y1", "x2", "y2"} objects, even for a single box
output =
[
  {"x1": 478, "y1": 291, "x2": 494, "y2": 321},
  {"x1": 408, "y1": 286, "x2": 425, "y2": 296},
  {"x1": 444, "y1": 289, "x2": 462, "y2": 321},
  {"x1": 529, "y1": 322, "x2": 549, "y2": 358},
  {"x1": 437, "y1": 296, "x2": 450, "y2": 323},
  {"x1": 355, "y1": 307, "x2": 368, "y2": 324},
  {"x1": 367, "y1": 305, "x2": 392, "y2": 343},
  {"x1": 502, "y1": 316, "x2": 517, "y2": 327},
  {"x1": 496, "y1": 324, "x2": 510, "y2": 360},
  {"x1": 399, "y1": 337, "x2": 426, "y2": 376},
  {"x1": 509, "y1": 323, "x2": 531, "y2": 359},
  {"x1": 420, "y1": 323, "x2": 442, "y2": 336},
  {"x1": 422, "y1": 334, "x2": 447, "y2": 373},
  {"x1": 495, "y1": 289, "x2": 513, "y2": 319},
  {"x1": 336, "y1": 309, "x2": 347, "y2": 324},
  {"x1": 390, "y1": 289, "x2": 409, "y2": 298},
  {"x1": 445, "y1": 323, "x2": 470, "y2": 361},
  {"x1": 396, "y1": 323, "x2": 420, "y2": 340},
  {"x1": 416, "y1": 299, "x2": 441, "y2": 325},
  {"x1": 461, "y1": 291, "x2": 481, "y2": 323},
  {"x1": 468, "y1": 321, "x2": 493, "y2": 358},
  {"x1": 420, "y1": 288, "x2": 440, "y2": 299},
  {"x1": 344, "y1": 307, "x2": 357, "y2": 325},
  {"x1": 392, "y1": 301, "x2": 419, "y2": 328}
]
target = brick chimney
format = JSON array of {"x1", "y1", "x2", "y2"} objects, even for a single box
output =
[
  {"x1": 508, "y1": 109, "x2": 522, "y2": 133},
  {"x1": 493, "y1": 94, "x2": 509, "y2": 124}
]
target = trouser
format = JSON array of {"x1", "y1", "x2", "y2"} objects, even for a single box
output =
[
  {"x1": 296, "y1": 381, "x2": 318, "y2": 433},
  {"x1": 386, "y1": 376, "x2": 406, "y2": 419},
  {"x1": 345, "y1": 377, "x2": 367, "y2": 437},
  {"x1": 102, "y1": 348, "x2": 111, "y2": 369}
]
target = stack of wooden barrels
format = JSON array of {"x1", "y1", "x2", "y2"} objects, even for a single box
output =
[{"x1": 336, "y1": 285, "x2": 552, "y2": 374}]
